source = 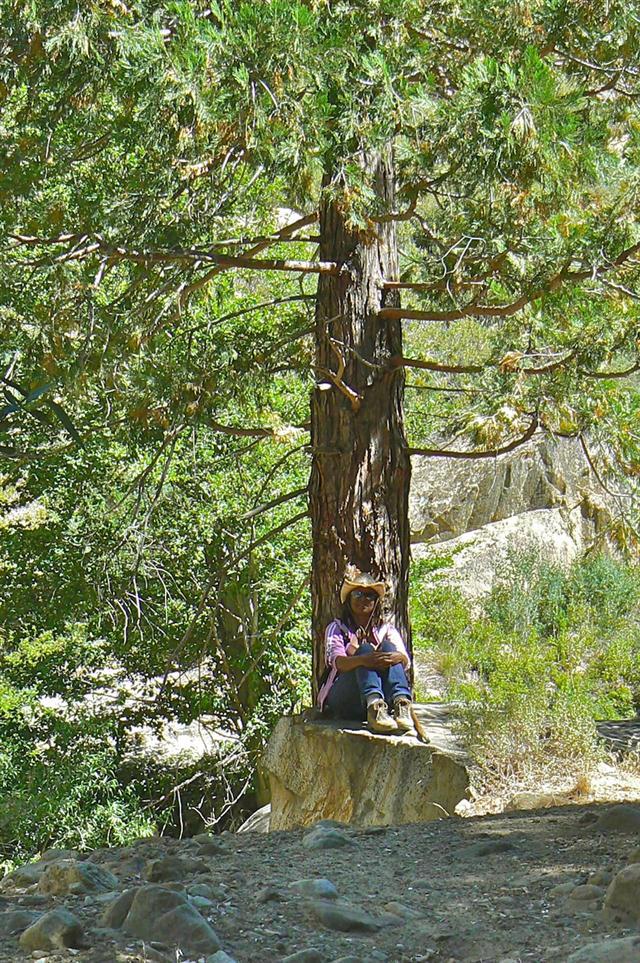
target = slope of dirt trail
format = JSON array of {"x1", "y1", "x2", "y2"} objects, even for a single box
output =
[{"x1": 2, "y1": 801, "x2": 640, "y2": 963}]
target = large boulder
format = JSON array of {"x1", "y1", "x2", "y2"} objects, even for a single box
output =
[
  {"x1": 263, "y1": 707, "x2": 469, "y2": 830},
  {"x1": 412, "y1": 506, "x2": 591, "y2": 604},
  {"x1": 409, "y1": 432, "x2": 611, "y2": 544},
  {"x1": 408, "y1": 433, "x2": 621, "y2": 605}
]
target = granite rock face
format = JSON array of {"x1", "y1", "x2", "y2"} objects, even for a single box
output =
[
  {"x1": 412, "y1": 507, "x2": 592, "y2": 603},
  {"x1": 409, "y1": 433, "x2": 619, "y2": 603},
  {"x1": 263, "y1": 713, "x2": 469, "y2": 830},
  {"x1": 409, "y1": 433, "x2": 610, "y2": 544}
]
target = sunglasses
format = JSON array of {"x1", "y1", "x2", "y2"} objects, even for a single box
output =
[{"x1": 350, "y1": 590, "x2": 379, "y2": 601}]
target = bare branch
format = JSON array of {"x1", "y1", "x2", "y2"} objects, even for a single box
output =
[
  {"x1": 391, "y1": 354, "x2": 482, "y2": 374},
  {"x1": 406, "y1": 383, "x2": 478, "y2": 394},
  {"x1": 184, "y1": 294, "x2": 315, "y2": 336},
  {"x1": 579, "y1": 435, "x2": 632, "y2": 500},
  {"x1": 177, "y1": 211, "x2": 319, "y2": 306},
  {"x1": 239, "y1": 486, "x2": 308, "y2": 522},
  {"x1": 579, "y1": 359, "x2": 640, "y2": 379},
  {"x1": 408, "y1": 416, "x2": 539, "y2": 459},
  {"x1": 232, "y1": 509, "x2": 308, "y2": 563},
  {"x1": 372, "y1": 197, "x2": 418, "y2": 224},
  {"x1": 316, "y1": 341, "x2": 363, "y2": 411},
  {"x1": 381, "y1": 242, "x2": 640, "y2": 323}
]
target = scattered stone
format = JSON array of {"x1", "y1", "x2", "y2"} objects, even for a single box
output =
[
  {"x1": 143, "y1": 946, "x2": 175, "y2": 963},
  {"x1": 589, "y1": 868, "x2": 613, "y2": 886},
  {"x1": 189, "y1": 882, "x2": 227, "y2": 900},
  {"x1": 120, "y1": 884, "x2": 221, "y2": 955},
  {"x1": 100, "y1": 889, "x2": 137, "y2": 928},
  {"x1": 237, "y1": 803, "x2": 271, "y2": 833},
  {"x1": 383, "y1": 901, "x2": 422, "y2": 920},
  {"x1": 506, "y1": 791, "x2": 559, "y2": 811},
  {"x1": 569, "y1": 884, "x2": 605, "y2": 902},
  {"x1": 0, "y1": 862, "x2": 47, "y2": 890},
  {"x1": 196, "y1": 840, "x2": 228, "y2": 857},
  {"x1": 192, "y1": 833, "x2": 217, "y2": 844},
  {"x1": 281, "y1": 951, "x2": 324, "y2": 963},
  {"x1": 189, "y1": 894, "x2": 215, "y2": 910},
  {"x1": 411, "y1": 880, "x2": 432, "y2": 892},
  {"x1": 567, "y1": 935, "x2": 640, "y2": 962},
  {"x1": 303, "y1": 829, "x2": 354, "y2": 851},
  {"x1": 549, "y1": 881, "x2": 579, "y2": 898},
  {"x1": 257, "y1": 885, "x2": 283, "y2": 903},
  {"x1": 17, "y1": 895, "x2": 48, "y2": 907},
  {"x1": 577, "y1": 812, "x2": 599, "y2": 826},
  {"x1": 331, "y1": 957, "x2": 366, "y2": 963},
  {"x1": 19, "y1": 908, "x2": 84, "y2": 951},
  {"x1": 305, "y1": 899, "x2": 381, "y2": 933},
  {"x1": 596, "y1": 804, "x2": 640, "y2": 834},
  {"x1": 289, "y1": 878, "x2": 339, "y2": 900},
  {"x1": 604, "y1": 864, "x2": 640, "y2": 921},
  {"x1": 143, "y1": 854, "x2": 209, "y2": 882},
  {"x1": 627, "y1": 847, "x2": 640, "y2": 864},
  {"x1": 206, "y1": 952, "x2": 238, "y2": 963},
  {"x1": 40, "y1": 848, "x2": 80, "y2": 863},
  {"x1": 37, "y1": 859, "x2": 119, "y2": 895},
  {"x1": 466, "y1": 838, "x2": 515, "y2": 857},
  {"x1": 84, "y1": 890, "x2": 119, "y2": 906},
  {"x1": 312, "y1": 819, "x2": 348, "y2": 831},
  {"x1": 0, "y1": 909, "x2": 40, "y2": 935}
]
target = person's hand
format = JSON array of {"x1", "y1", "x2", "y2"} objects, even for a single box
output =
[{"x1": 362, "y1": 651, "x2": 405, "y2": 669}]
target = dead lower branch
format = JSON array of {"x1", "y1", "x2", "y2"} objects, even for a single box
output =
[
  {"x1": 239, "y1": 486, "x2": 308, "y2": 522},
  {"x1": 408, "y1": 415, "x2": 539, "y2": 459},
  {"x1": 316, "y1": 341, "x2": 363, "y2": 412},
  {"x1": 380, "y1": 243, "x2": 640, "y2": 322}
]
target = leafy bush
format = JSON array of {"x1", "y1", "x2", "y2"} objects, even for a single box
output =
[
  {"x1": 409, "y1": 551, "x2": 640, "y2": 783},
  {"x1": 0, "y1": 677, "x2": 155, "y2": 866}
]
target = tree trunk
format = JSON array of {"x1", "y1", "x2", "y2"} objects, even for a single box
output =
[{"x1": 309, "y1": 150, "x2": 411, "y2": 696}]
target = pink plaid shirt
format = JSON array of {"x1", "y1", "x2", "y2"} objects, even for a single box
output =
[{"x1": 316, "y1": 619, "x2": 411, "y2": 710}]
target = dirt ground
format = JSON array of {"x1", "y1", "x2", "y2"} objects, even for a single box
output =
[{"x1": 2, "y1": 792, "x2": 640, "y2": 963}]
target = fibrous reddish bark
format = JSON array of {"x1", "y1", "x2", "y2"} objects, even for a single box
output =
[{"x1": 309, "y1": 151, "x2": 411, "y2": 695}]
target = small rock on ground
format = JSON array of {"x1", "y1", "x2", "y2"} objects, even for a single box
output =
[
  {"x1": 19, "y1": 908, "x2": 84, "y2": 951},
  {"x1": 567, "y1": 935, "x2": 640, "y2": 962},
  {"x1": 289, "y1": 879, "x2": 339, "y2": 899},
  {"x1": 305, "y1": 899, "x2": 381, "y2": 933},
  {"x1": 603, "y1": 863, "x2": 640, "y2": 921},
  {"x1": 595, "y1": 804, "x2": 640, "y2": 834}
]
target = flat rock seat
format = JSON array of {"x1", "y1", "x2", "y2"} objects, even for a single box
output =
[{"x1": 263, "y1": 703, "x2": 470, "y2": 830}]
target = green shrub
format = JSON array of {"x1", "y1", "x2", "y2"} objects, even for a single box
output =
[
  {"x1": 409, "y1": 551, "x2": 640, "y2": 783},
  {"x1": 0, "y1": 689, "x2": 155, "y2": 864}
]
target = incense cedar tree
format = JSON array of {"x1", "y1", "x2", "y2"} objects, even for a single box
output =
[{"x1": 2, "y1": 1, "x2": 640, "y2": 690}]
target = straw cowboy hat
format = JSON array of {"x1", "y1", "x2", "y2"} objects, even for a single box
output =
[{"x1": 340, "y1": 566, "x2": 386, "y2": 605}]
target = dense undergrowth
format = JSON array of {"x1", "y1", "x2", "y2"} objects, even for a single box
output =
[{"x1": 411, "y1": 552, "x2": 640, "y2": 786}]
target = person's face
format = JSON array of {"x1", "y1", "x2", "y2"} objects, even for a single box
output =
[{"x1": 349, "y1": 588, "x2": 378, "y2": 623}]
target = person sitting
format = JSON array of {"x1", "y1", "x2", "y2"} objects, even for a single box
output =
[{"x1": 316, "y1": 567, "x2": 414, "y2": 734}]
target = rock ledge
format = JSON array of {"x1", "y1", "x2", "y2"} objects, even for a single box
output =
[{"x1": 264, "y1": 705, "x2": 470, "y2": 830}]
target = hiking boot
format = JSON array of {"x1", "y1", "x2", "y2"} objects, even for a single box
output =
[
  {"x1": 367, "y1": 699, "x2": 397, "y2": 734},
  {"x1": 393, "y1": 697, "x2": 414, "y2": 733}
]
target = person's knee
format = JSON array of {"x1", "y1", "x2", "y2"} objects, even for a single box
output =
[
  {"x1": 380, "y1": 640, "x2": 396, "y2": 653},
  {"x1": 357, "y1": 641, "x2": 374, "y2": 654}
]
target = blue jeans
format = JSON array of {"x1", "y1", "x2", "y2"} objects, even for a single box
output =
[{"x1": 325, "y1": 640, "x2": 411, "y2": 721}]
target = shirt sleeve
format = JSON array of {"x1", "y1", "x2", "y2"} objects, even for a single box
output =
[
  {"x1": 384, "y1": 624, "x2": 411, "y2": 668},
  {"x1": 325, "y1": 620, "x2": 347, "y2": 668}
]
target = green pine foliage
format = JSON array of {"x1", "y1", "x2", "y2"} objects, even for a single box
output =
[{"x1": 1, "y1": 0, "x2": 640, "y2": 855}]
